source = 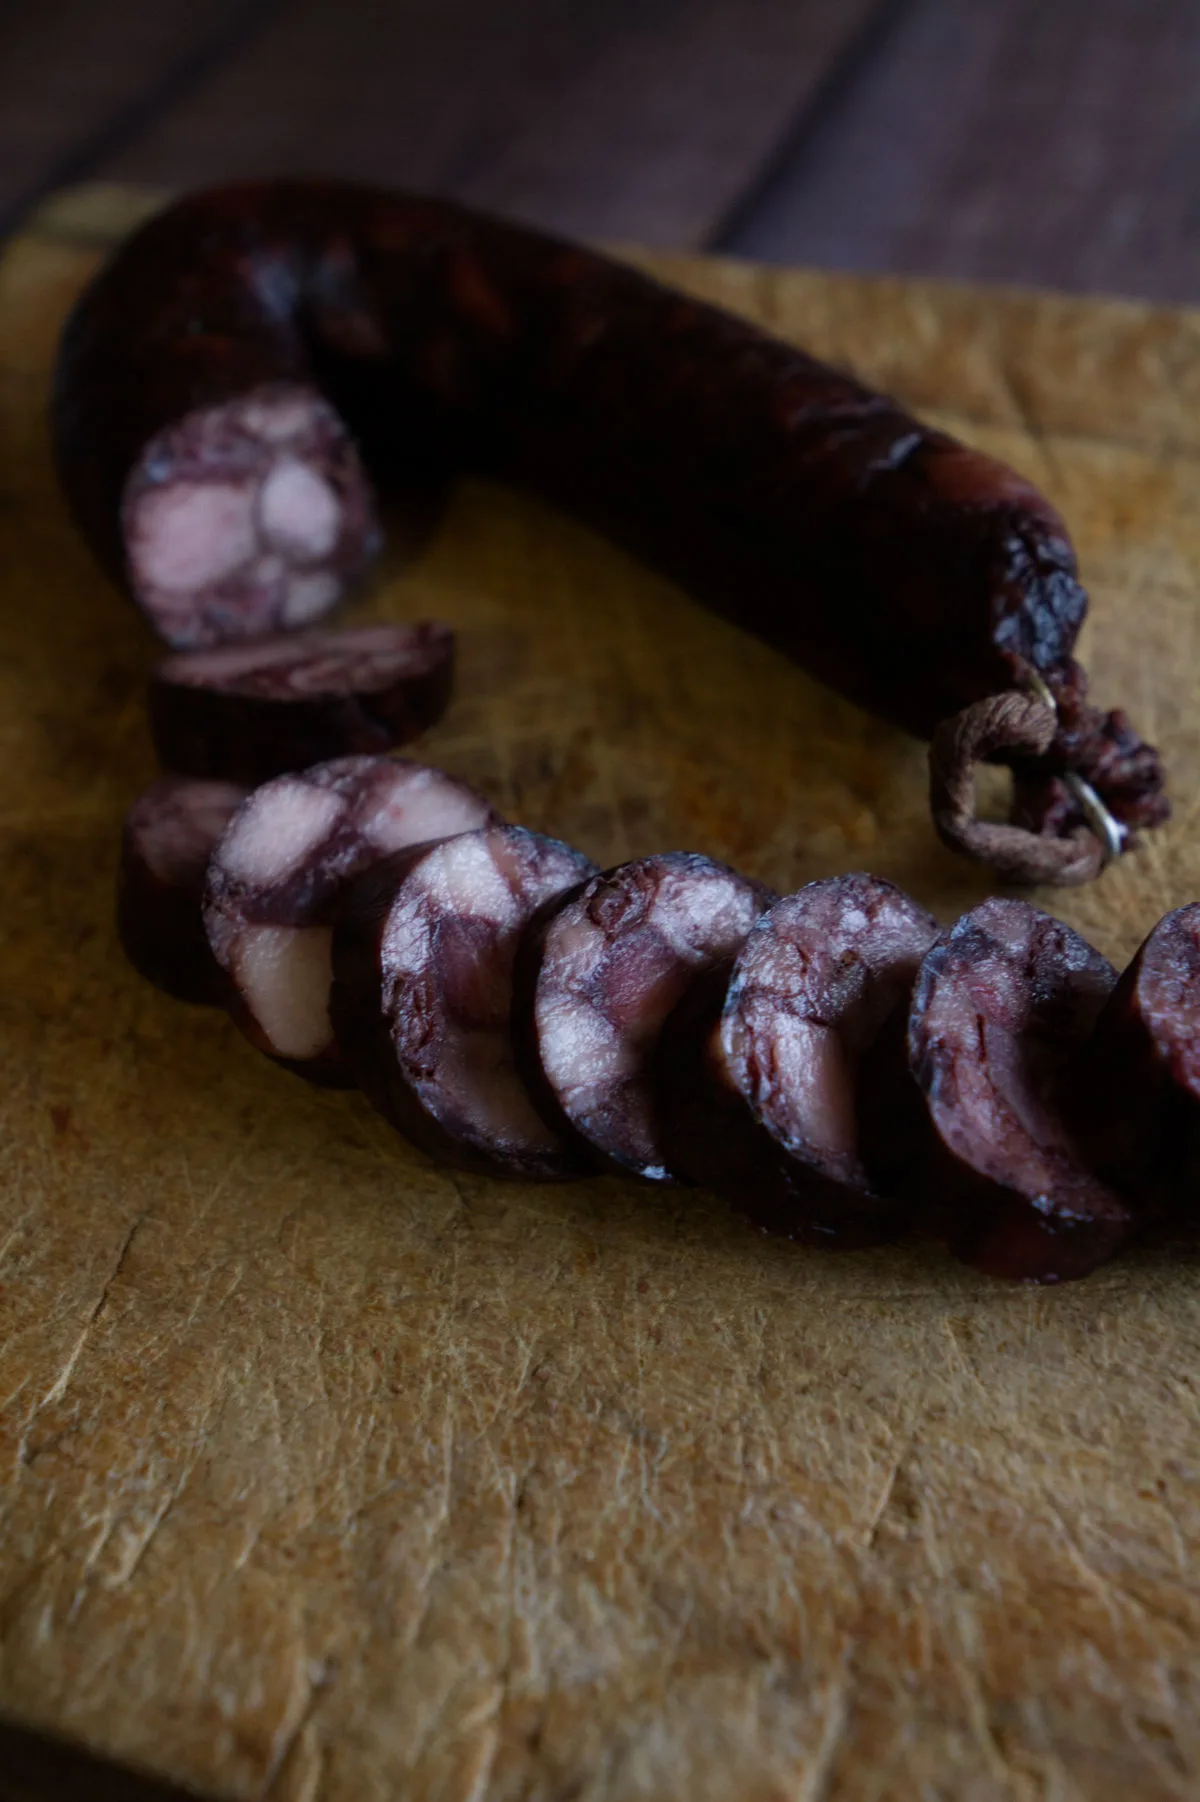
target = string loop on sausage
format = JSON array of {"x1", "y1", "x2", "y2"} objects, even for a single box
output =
[{"x1": 928, "y1": 691, "x2": 1108, "y2": 886}]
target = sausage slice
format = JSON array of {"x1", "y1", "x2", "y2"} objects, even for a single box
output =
[
  {"x1": 203, "y1": 755, "x2": 493, "y2": 1081},
  {"x1": 908, "y1": 898, "x2": 1130, "y2": 1282},
  {"x1": 118, "y1": 775, "x2": 247, "y2": 1004},
  {"x1": 148, "y1": 619, "x2": 454, "y2": 785},
  {"x1": 332, "y1": 823, "x2": 596, "y2": 1176},
  {"x1": 519, "y1": 853, "x2": 772, "y2": 1181},
  {"x1": 1070, "y1": 903, "x2": 1200, "y2": 1217},
  {"x1": 658, "y1": 875, "x2": 938, "y2": 1244},
  {"x1": 122, "y1": 384, "x2": 381, "y2": 649}
]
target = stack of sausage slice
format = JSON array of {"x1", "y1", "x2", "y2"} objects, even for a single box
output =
[{"x1": 118, "y1": 630, "x2": 1200, "y2": 1285}]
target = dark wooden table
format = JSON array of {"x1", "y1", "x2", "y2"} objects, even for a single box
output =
[
  {"x1": 2, "y1": 0, "x2": 1200, "y2": 302},
  {"x1": 1, "y1": 3, "x2": 1198, "y2": 1797}
]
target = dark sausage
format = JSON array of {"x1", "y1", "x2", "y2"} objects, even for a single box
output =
[
  {"x1": 331, "y1": 822, "x2": 596, "y2": 1177},
  {"x1": 118, "y1": 775, "x2": 246, "y2": 1004},
  {"x1": 149, "y1": 619, "x2": 454, "y2": 786},
  {"x1": 517, "y1": 853, "x2": 772, "y2": 1182},
  {"x1": 908, "y1": 898, "x2": 1131, "y2": 1282},
  {"x1": 657, "y1": 875, "x2": 938, "y2": 1246},
  {"x1": 51, "y1": 181, "x2": 1165, "y2": 876},
  {"x1": 202, "y1": 755, "x2": 494, "y2": 1082},
  {"x1": 1067, "y1": 903, "x2": 1200, "y2": 1220}
]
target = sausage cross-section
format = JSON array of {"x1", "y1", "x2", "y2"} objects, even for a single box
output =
[
  {"x1": 658, "y1": 874, "x2": 938, "y2": 1244},
  {"x1": 52, "y1": 180, "x2": 1166, "y2": 879},
  {"x1": 124, "y1": 384, "x2": 379, "y2": 646},
  {"x1": 908, "y1": 898, "x2": 1131, "y2": 1282},
  {"x1": 518, "y1": 852, "x2": 772, "y2": 1181},
  {"x1": 149, "y1": 619, "x2": 455, "y2": 786},
  {"x1": 202, "y1": 755, "x2": 493, "y2": 1082},
  {"x1": 1069, "y1": 903, "x2": 1200, "y2": 1218},
  {"x1": 118, "y1": 774, "x2": 247, "y2": 1004},
  {"x1": 332, "y1": 822, "x2": 596, "y2": 1176}
]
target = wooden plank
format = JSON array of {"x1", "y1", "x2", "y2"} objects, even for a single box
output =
[
  {"x1": 720, "y1": 0, "x2": 1200, "y2": 303},
  {"x1": 95, "y1": 0, "x2": 887, "y2": 247},
  {"x1": 3, "y1": 191, "x2": 1200, "y2": 1802},
  {"x1": 0, "y1": 0, "x2": 278, "y2": 238}
]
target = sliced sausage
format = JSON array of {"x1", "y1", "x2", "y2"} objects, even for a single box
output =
[
  {"x1": 148, "y1": 619, "x2": 455, "y2": 786},
  {"x1": 331, "y1": 823, "x2": 596, "y2": 1177},
  {"x1": 1068, "y1": 903, "x2": 1200, "y2": 1219},
  {"x1": 908, "y1": 898, "x2": 1130, "y2": 1282},
  {"x1": 518, "y1": 853, "x2": 772, "y2": 1182},
  {"x1": 657, "y1": 875, "x2": 938, "y2": 1245},
  {"x1": 118, "y1": 775, "x2": 247, "y2": 1004},
  {"x1": 202, "y1": 755, "x2": 494, "y2": 1082}
]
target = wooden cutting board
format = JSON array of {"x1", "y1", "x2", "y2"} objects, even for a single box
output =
[{"x1": 2, "y1": 184, "x2": 1200, "y2": 1802}]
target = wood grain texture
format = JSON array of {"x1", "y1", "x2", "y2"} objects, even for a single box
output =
[
  {"x1": 2, "y1": 187, "x2": 1200, "y2": 1801},
  {"x1": 723, "y1": 0, "x2": 1200, "y2": 305},
  {"x1": 93, "y1": 0, "x2": 886, "y2": 247}
]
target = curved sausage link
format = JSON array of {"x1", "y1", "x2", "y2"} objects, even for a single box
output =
[
  {"x1": 51, "y1": 180, "x2": 1166, "y2": 872},
  {"x1": 517, "y1": 852, "x2": 773, "y2": 1182},
  {"x1": 908, "y1": 898, "x2": 1131, "y2": 1283},
  {"x1": 202, "y1": 755, "x2": 494, "y2": 1083},
  {"x1": 657, "y1": 874, "x2": 938, "y2": 1246},
  {"x1": 118, "y1": 775, "x2": 247, "y2": 1004},
  {"x1": 331, "y1": 822, "x2": 596, "y2": 1178},
  {"x1": 149, "y1": 619, "x2": 454, "y2": 786}
]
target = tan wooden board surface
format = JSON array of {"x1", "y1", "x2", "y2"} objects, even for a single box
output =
[{"x1": 1, "y1": 185, "x2": 1200, "y2": 1802}]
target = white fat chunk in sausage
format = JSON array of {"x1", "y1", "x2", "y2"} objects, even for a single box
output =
[
  {"x1": 134, "y1": 482, "x2": 258, "y2": 591},
  {"x1": 428, "y1": 833, "x2": 518, "y2": 926},
  {"x1": 536, "y1": 998, "x2": 636, "y2": 1106},
  {"x1": 283, "y1": 571, "x2": 342, "y2": 624},
  {"x1": 219, "y1": 780, "x2": 346, "y2": 886},
  {"x1": 259, "y1": 459, "x2": 341, "y2": 558},
  {"x1": 241, "y1": 395, "x2": 320, "y2": 443},
  {"x1": 539, "y1": 912, "x2": 607, "y2": 987},
  {"x1": 233, "y1": 924, "x2": 334, "y2": 1059},
  {"x1": 653, "y1": 872, "x2": 756, "y2": 960},
  {"x1": 726, "y1": 1006, "x2": 858, "y2": 1163},
  {"x1": 360, "y1": 770, "x2": 490, "y2": 852}
]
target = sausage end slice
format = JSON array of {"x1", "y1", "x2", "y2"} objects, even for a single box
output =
[{"x1": 123, "y1": 384, "x2": 381, "y2": 649}]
